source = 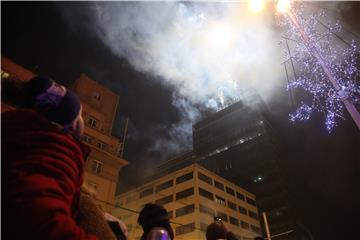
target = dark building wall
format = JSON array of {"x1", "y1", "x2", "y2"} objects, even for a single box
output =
[{"x1": 192, "y1": 97, "x2": 295, "y2": 238}]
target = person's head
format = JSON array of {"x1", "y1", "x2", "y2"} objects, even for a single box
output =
[
  {"x1": 22, "y1": 76, "x2": 84, "y2": 139},
  {"x1": 206, "y1": 221, "x2": 228, "y2": 240},
  {"x1": 138, "y1": 204, "x2": 174, "y2": 240}
]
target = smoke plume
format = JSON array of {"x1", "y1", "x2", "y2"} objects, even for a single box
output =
[{"x1": 59, "y1": 2, "x2": 286, "y2": 157}]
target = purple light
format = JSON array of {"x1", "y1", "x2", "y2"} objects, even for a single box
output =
[{"x1": 279, "y1": 4, "x2": 360, "y2": 132}]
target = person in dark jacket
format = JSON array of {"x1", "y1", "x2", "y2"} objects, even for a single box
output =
[
  {"x1": 138, "y1": 203, "x2": 174, "y2": 240},
  {"x1": 3, "y1": 76, "x2": 97, "y2": 239}
]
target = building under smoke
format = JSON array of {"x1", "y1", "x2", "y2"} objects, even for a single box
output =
[{"x1": 192, "y1": 92, "x2": 295, "y2": 239}]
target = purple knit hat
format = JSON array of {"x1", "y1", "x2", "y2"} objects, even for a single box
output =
[{"x1": 24, "y1": 76, "x2": 81, "y2": 126}]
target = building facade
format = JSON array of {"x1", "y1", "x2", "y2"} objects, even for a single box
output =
[
  {"x1": 113, "y1": 164, "x2": 261, "y2": 240},
  {"x1": 71, "y1": 74, "x2": 128, "y2": 212}
]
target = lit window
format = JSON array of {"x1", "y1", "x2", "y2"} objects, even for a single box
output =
[
  {"x1": 253, "y1": 175, "x2": 264, "y2": 183},
  {"x1": 91, "y1": 160, "x2": 103, "y2": 174},
  {"x1": 88, "y1": 116, "x2": 98, "y2": 128},
  {"x1": 215, "y1": 195, "x2": 226, "y2": 206}
]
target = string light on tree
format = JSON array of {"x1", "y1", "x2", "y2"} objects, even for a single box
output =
[{"x1": 277, "y1": 0, "x2": 360, "y2": 132}]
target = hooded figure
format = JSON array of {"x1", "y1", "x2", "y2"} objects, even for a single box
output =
[
  {"x1": 138, "y1": 204, "x2": 174, "y2": 240},
  {"x1": 3, "y1": 76, "x2": 96, "y2": 239}
]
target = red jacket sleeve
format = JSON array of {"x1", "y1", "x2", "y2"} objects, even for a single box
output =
[{"x1": 5, "y1": 127, "x2": 98, "y2": 240}]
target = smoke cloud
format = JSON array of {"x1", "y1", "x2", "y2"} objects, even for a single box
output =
[{"x1": 59, "y1": 2, "x2": 286, "y2": 157}]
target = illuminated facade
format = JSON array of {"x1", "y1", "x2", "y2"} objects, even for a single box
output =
[
  {"x1": 113, "y1": 164, "x2": 261, "y2": 240},
  {"x1": 71, "y1": 74, "x2": 128, "y2": 212}
]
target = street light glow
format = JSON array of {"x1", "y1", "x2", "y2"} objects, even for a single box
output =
[
  {"x1": 276, "y1": 0, "x2": 291, "y2": 13},
  {"x1": 248, "y1": 0, "x2": 265, "y2": 13}
]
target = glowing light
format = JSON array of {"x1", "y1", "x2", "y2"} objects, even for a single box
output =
[
  {"x1": 277, "y1": 0, "x2": 291, "y2": 14},
  {"x1": 249, "y1": 0, "x2": 265, "y2": 13},
  {"x1": 280, "y1": 6, "x2": 360, "y2": 132},
  {"x1": 206, "y1": 22, "x2": 233, "y2": 49}
]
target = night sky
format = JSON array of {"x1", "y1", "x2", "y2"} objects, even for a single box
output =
[{"x1": 2, "y1": 2, "x2": 360, "y2": 239}]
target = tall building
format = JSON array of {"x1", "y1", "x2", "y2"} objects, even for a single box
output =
[
  {"x1": 71, "y1": 74, "x2": 128, "y2": 212},
  {"x1": 113, "y1": 163, "x2": 262, "y2": 240},
  {"x1": 192, "y1": 95, "x2": 294, "y2": 239}
]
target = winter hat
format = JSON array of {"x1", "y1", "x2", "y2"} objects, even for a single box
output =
[{"x1": 23, "y1": 76, "x2": 81, "y2": 126}]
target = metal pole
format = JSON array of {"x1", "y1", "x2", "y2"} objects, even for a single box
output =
[
  {"x1": 120, "y1": 118, "x2": 129, "y2": 159},
  {"x1": 286, "y1": 10, "x2": 360, "y2": 130},
  {"x1": 262, "y1": 212, "x2": 271, "y2": 240}
]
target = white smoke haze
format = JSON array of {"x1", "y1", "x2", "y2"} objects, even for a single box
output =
[{"x1": 60, "y1": 2, "x2": 288, "y2": 156}]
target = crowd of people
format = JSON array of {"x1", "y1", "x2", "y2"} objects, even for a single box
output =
[{"x1": 3, "y1": 76, "x2": 264, "y2": 240}]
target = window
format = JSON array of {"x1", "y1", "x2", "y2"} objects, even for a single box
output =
[
  {"x1": 214, "y1": 180, "x2": 224, "y2": 191},
  {"x1": 155, "y1": 195, "x2": 173, "y2": 206},
  {"x1": 175, "y1": 222, "x2": 195, "y2": 235},
  {"x1": 91, "y1": 160, "x2": 103, "y2": 174},
  {"x1": 215, "y1": 195, "x2": 226, "y2": 206},
  {"x1": 83, "y1": 134, "x2": 93, "y2": 144},
  {"x1": 199, "y1": 204, "x2": 215, "y2": 217},
  {"x1": 228, "y1": 201, "x2": 237, "y2": 211},
  {"x1": 176, "y1": 187, "x2": 194, "y2": 200},
  {"x1": 226, "y1": 186, "x2": 235, "y2": 196},
  {"x1": 96, "y1": 141, "x2": 107, "y2": 150},
  {"x1": 156, "y1": 180, "x2": 173, "y2": 192},
  {"x1": 88, "y1": 116, "x2": 98, "y2": 128},
  {"x1": 236, "y1": 192, "x2": 245, "y2": 201},
  {"x1": 246, "y1": 197, "x2": 256, "y2": 206},
  {"x1": 176, "y1": 172, "x2": 193, "y2": 184},
  {"x1": 176, "y1": 204, "x2": 194, "y2": 217},
  {"x1": 216, "y1": 211, "x2": 228, "y2": 222},
  {"x1": 229, "y1": 216, "x2": 239, "y2": 226},
  {"x1": 240, "y1": 221, "x2": 250, "y2": 230},
  {"x1": 249, "y1": 210, "x2": 259, "y2": 220},
  {"x1": 200, "y1": 222, "x2": 208, "y2": 232},
  {"x1": 239, "y1": 206, "x2": 248, "y2": 215},
  {"x1": 199, "y1": 187, "x2": 214, "y2": 200},
  {"x1": 139, "y1": 187, "x2": 153, "y2": 198},
  {"x1": 251, "y1": 225, "x2": 261, "y2": 234},
  {"x1": 198, "y1": 172, "x2": 213, "y2": 185},
  {"x1": 168, "y1": 211, "x2": 173, "y2": 219}
]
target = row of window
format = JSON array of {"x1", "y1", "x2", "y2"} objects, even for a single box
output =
[
  {"x1": 139, "y1": 171, "x2": 256, "y2": 208},
  {"x1": 83, "y1": 134, "x2": 108, "y2": 151},
  {"x1": 139, "y1": 172, "x2": 193, "y2": 198},
  {"x1": 198, "y1": 171, "x2": 257, "y2": 207},
  {"x1": 199, "y1": 187, "x2": 259, "y2": 219},
  {"x1": 198, "y1": 204, "x2": 260, "y2": 233}
]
